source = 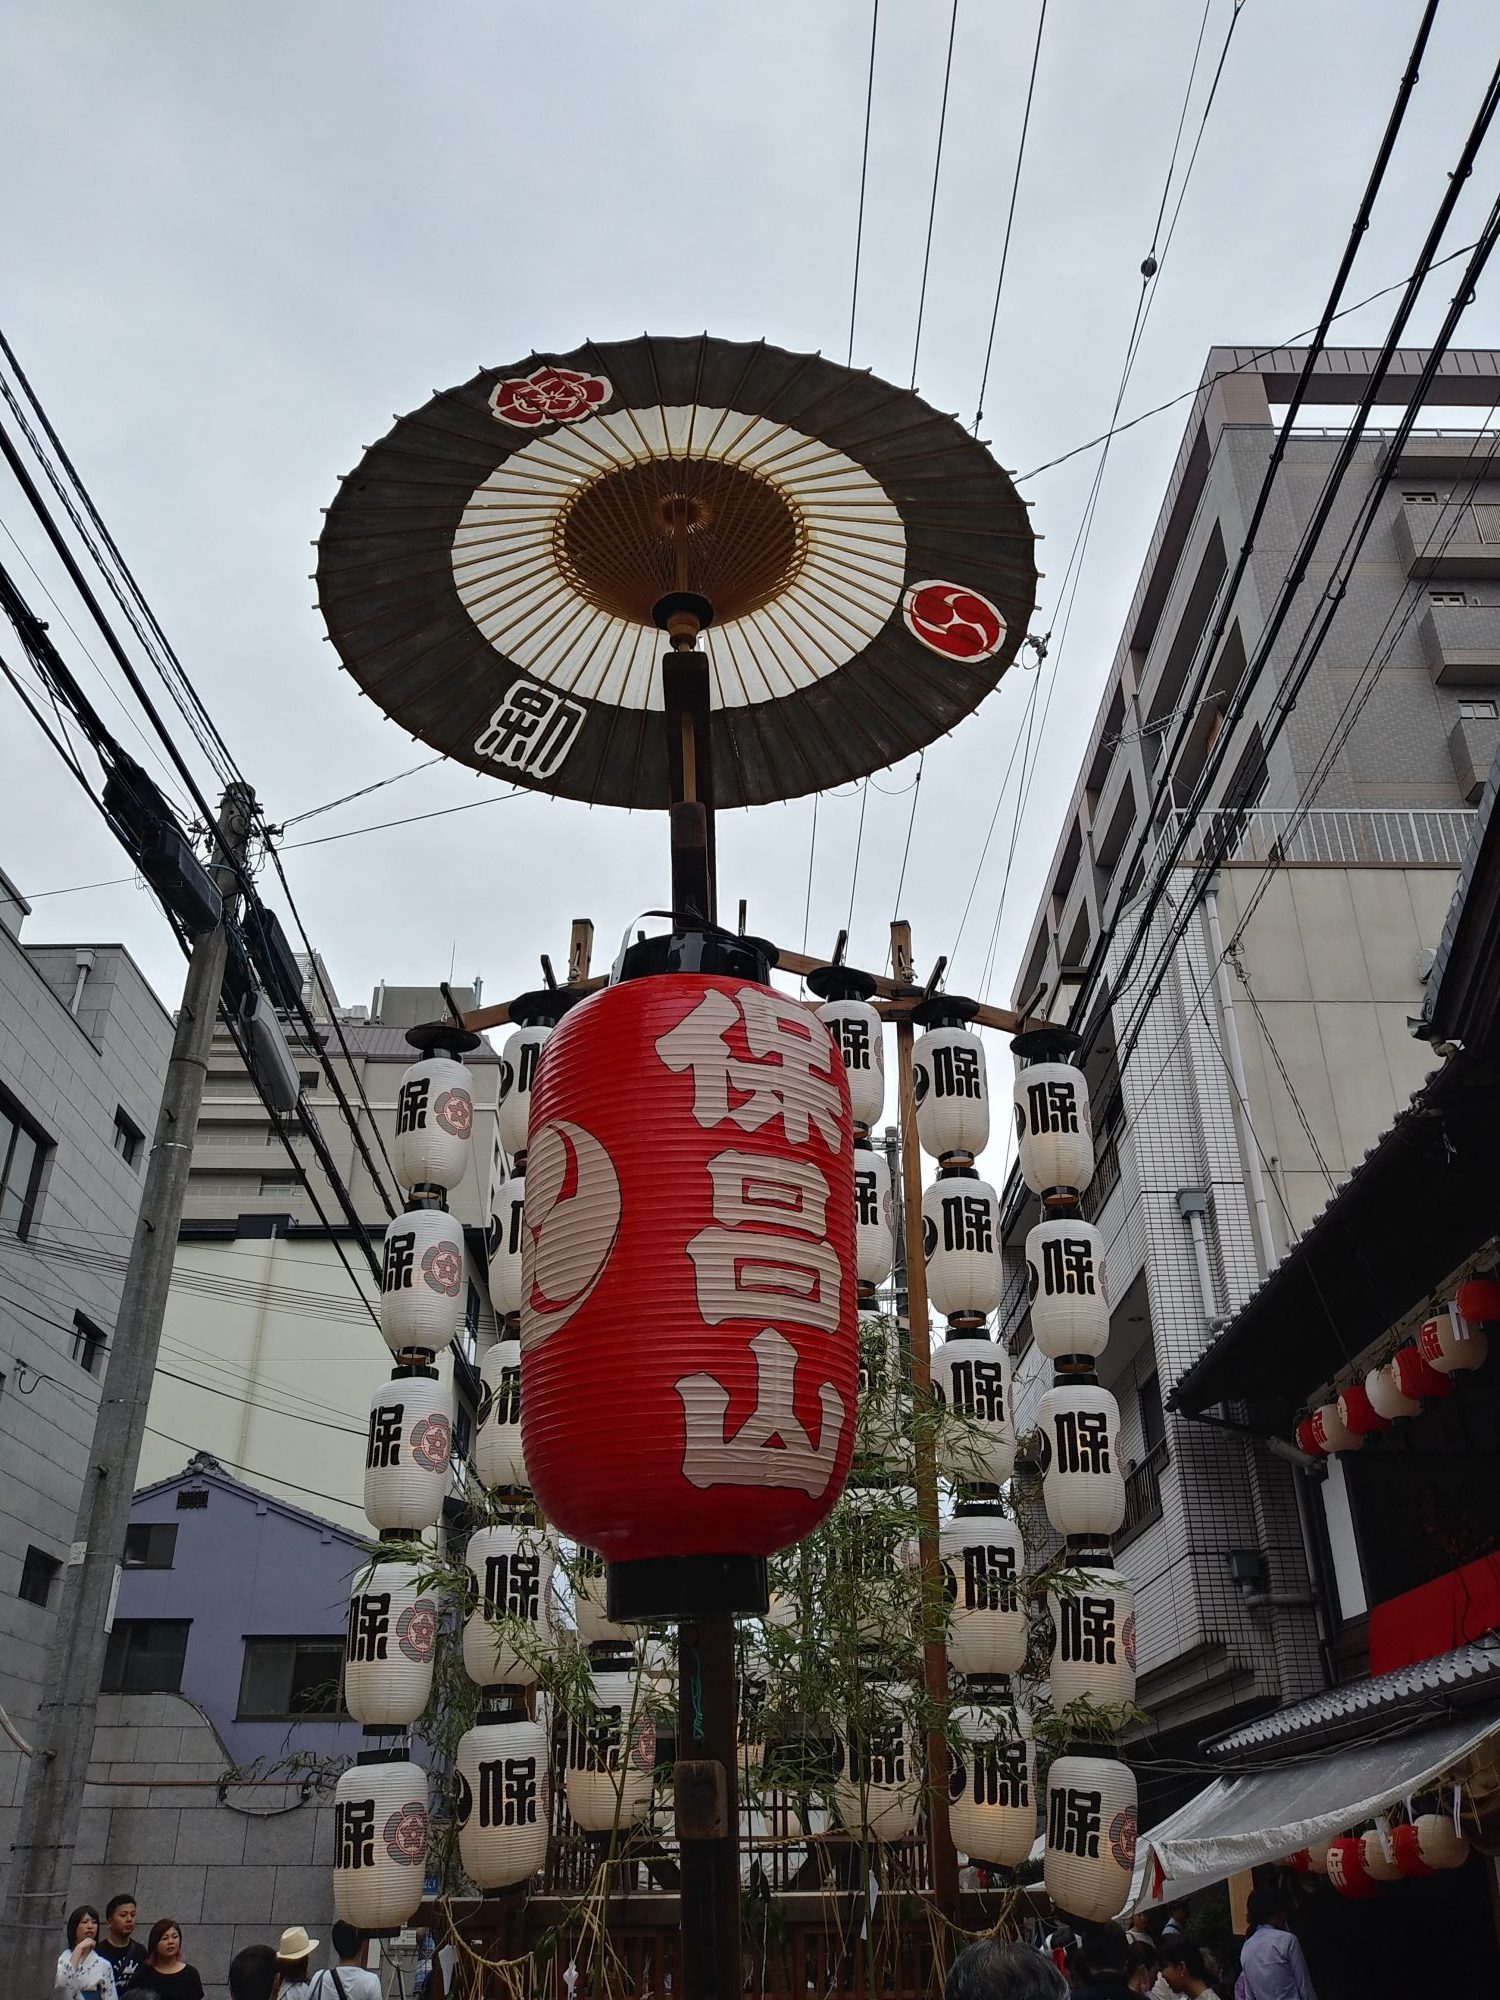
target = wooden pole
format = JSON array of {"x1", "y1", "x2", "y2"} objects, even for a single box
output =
[{"x1": 890, "y1": 920, "x2": 961, "y2": 1908}]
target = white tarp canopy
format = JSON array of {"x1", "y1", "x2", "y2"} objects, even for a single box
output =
[{"x1": 1132, "y1": 1709, "x2": 1499, "y2": 1911}]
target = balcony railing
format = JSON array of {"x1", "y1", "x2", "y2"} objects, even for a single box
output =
[
  {"x1": 1157, "y1": 805, "x2": 1475, "y2": 871},
  {"x1": 1116, "y1": 1441, "x2": 1169, "y2": 1551}
]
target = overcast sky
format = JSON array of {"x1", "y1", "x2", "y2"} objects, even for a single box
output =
[{"x1": 3, "y1": 0, "x2": 1499, "y2": 1038}]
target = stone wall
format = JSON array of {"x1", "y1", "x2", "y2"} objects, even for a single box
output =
[{"x1": 0, "y1": 1691, "x2": 337, "y2": 1991}]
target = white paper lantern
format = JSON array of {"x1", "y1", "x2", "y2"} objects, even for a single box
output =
[
  {"x1": 1418, "y1": 1310, "x2": 1489, "y2": 1375},
  {"x1": 1414, "y1": 1811, "x2": 1470, "y2": 1869},
  {"x1": 1013, "y1": 1061, "x2": 1094, "y2": 1200},
  {"x1": 499, "y1": 1024, "x2": 551, "y2": 1159},
  {"x1": 564, "y1": 1655, "x2": 656, "y2": 1832},
  {"x1": 476, "y1": 1339, "x2": 527, "y2": 1491},
  {"x1": 333, "y1": 1754, "x2": 429, "y2": 1932},
  {"x1": 489, "y1": 1173, "x2": 526, "y2": 1319},
  {"x1": 364, "y1": 1369, "x2": 453, "y2": 1531},
  {"x1": 941, "y1": 1514, "x2": 1027, "y2": 1676},
  {"x1": 833, "y1": 1697, "x2": 919, "y2": 1841},
  {"x1": 1309, "y1": 1401, "x2": 1363, "y2": 1453},
  {"x1": 948, "y1": 1700, "x2": 1035, "y2": 1868},
  {"x1": 1366, "y1": 1362, "x2": 1420, "y2": 1421},
  {"x1": 913, "y1": 1024, "x2": 990, "y2": 1163},
  {"x1": 1027, "y1": 1217, "x2": 1109, "y2": 1359},
  {"x1": 343, "y1": 1559, "x2": 439, "y2": 1727},
  {"x1": 923, "y1": 1174, "x2": 1001, "y2": 1319},
  {"x1": 1038, "y1": 1384, "x2": 1125, "y2": 1539},
  {"x1": 379, "y1": 1206, "x2": 465, "y2": 1357},
  {"x1": 1044, "y1": 1752, "x2": 1137, "y2": 1922},
  {"x1": 855, "y1": 1144, "x2": 896, "y2": 1289},
  {"x1": 835, "y1": 1481, "x2": 918, "y2": 1644},
  {"x1": 392, "y1": 1055, "x2": 475, "y2": 1193},
  {"x1": 817, "y1": 998, "x2": 885, "y2": 1132},
  {"x1": 1048, "y1": 1566, "x2": 1136, "y2": 1710},
  {"x1": 573, "y1": 1549, "x2": 630, "y2": 1647},
  {"x1": 933, "y1": 1335, "x2": 1015, "y2": 1485},
  {"x1": 463, "y1": 1522, "x2": 554, "y2": 1688},
  {"x1": 455, "y1": 1709, "x2": 550, "y2": 1888},
  {"x1": 1361, "y1": 1826, "x2": 1402, "y2": 1883}
]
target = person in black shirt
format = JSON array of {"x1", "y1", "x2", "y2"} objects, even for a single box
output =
[
  {"x1": 1072, "y1": 1924, "x2": 1135, "y2": 2000},
  {"x1": 96, "y1": 1896, "x2": 147, "y2": 1996},
  {"x1": 133, "y1": 1919, "x2": 205, "y2": 2000}
]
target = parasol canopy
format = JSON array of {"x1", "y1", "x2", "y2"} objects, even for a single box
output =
[{"x1": 317, "y1": 334, "x2": 1036, "y2": 810}]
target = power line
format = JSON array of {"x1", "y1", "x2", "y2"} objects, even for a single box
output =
[
  {"x1": 910, "y1": 0, "x2": 961, "y2": 391},
  {"x1": 973, "y1": 0, "x2": 1047, "y2": 433},
  {"x1": 847, "y1": 0, "x2": 881, "y2": 367},
  {"x1": 279, "y1": 756, "x2": 446, "y2": 829},
  {"x1": 279, "y1": 787, "x2": 525, "y2": 849}
]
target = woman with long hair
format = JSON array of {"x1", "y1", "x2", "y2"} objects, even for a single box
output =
[
  {"x1": 55, "y1": 1906, "x2": 117, "y2": 1999},
  {"x1": 132, "y1": 1920, "x2": 204, "y2": 2000}
]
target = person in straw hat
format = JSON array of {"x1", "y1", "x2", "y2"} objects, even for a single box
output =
[{"x1": 274, "y1": 1927, "x2": 319, "y2": 2000}]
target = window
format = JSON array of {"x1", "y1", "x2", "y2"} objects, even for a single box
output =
[
  {"x1": 1404, "y1": 490, "x2": 1440, "y2": 503},
  {"x1": 19, "y1": 1546, "x2": 60, "y2": 1607},
  {"x1": 259, "y1": 1175, "x2": 299, "y2": 1196},
  {"x1": 175, "y1": 1488, "x2": 208, "y2": 1510},
  {"x1": 1139, "y1": 1372, "x2": 1167, "y2": 1455},
  {"x1": 298, "y1": 1072, "x2": 319, "y2": 1092},
  {"x1": 1431, "y1": 590, "x2": 1468, "y2": 605},
  {"x1": 112, "y1": 1107, "x2": 143, "y2": 1168},
  {"x1": 453, "y1": 1404, "x2": 473, "y2": 1465},
  {"x1": 71, "y1": 1312, "x2": 106, "y2": 1376},
  {"x1": 237, "y1": 1636, "x2": 344, "y2": 1719},
  {"x1": 123, "y1": 1522, "x2": 178, "y2": 1569},
  {"x1": 1460, "y1": 699, "x2": 1498, "y2": 721},
  {"x1": 103, "y1": 1619, "x2": 190, "y2": 1694},
  {"x1": 0, "y1": 1094, "x2": 46, "y2": 1239}
]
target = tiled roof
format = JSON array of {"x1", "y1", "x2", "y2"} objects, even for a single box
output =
[{"x1": 1207, "y1": 1636, "x2": 1500, "y2": 1761}]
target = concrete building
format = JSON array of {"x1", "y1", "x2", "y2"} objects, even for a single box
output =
[
  {"x1": 0, "y1": 870, "x2": 172, "y2": 1729},
  {"x1": 138, "y1": 963, "x2": 498, "y2": 1530},
  {"x1": 1000, "y1": 348, "x2": 1500, "y2": 1815}
]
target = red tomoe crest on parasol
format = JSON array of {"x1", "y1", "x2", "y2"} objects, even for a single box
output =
[{"x1": 518, "y1": 974, "x2": 858, "y2": 1563}]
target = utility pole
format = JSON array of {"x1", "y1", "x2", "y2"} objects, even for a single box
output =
[{"x1": 3, "y1": 782, "x2": 256, "y2": 1994}]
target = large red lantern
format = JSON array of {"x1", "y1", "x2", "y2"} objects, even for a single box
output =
[{"x1": 519, "y1": 959, "x2": 857, "y2": 1616}]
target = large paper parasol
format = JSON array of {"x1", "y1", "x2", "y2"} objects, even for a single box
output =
[{"x1": 316, "y1": 334, "x2": 1036, "y2": 810}]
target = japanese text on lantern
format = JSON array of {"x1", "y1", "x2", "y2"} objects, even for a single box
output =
[{"x1": 655, "y1": 986, "x2": 848, "y2": 1497}]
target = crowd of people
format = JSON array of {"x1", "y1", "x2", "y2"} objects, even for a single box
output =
[
  {"x1": 54, "y1": 1900, "x2": 381, "y2": 2000},
  {"x1": 945, "y1": 1888, "x2": 1318, "y2": 2000}
]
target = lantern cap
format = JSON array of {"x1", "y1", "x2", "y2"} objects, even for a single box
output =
[
  {"x1": 961, "y1": 1673, "x2": 1015, "y2": 1696},
  {"x1": 355, "y1": 1746, "x2": 415, "y2": 1767},
  {"x1": 477, "y1": 1684, "x2": 532, "y2": 1717},
  {"x1": 507, "y1": 985, "x2": 588, "y2": 1027},
  {"x1": 616, "y1": 923, "x2": 777, "y2": 985},
  {"x1": 806, "y1": 964, "x2": 878, "y2": 1002},
  {"x1": 403, "y1": 1020, "x2": 482, "y2": 1056},
  {"x1": 606, "y1": 1552, "x2": 769, "y2": 1621},
  {"x1": 911, "y1": 993, "x2": 979, "y2": 1028},
  {"x1": 953, "y1": 1487, "x2": 1009, "y2": 1514},
  {"x1": 1010, "y1": 1026, "x2": 1082, "y2": 1063},
  {"x1": 389, "y1": 1361, "x2": 440, "y2": 1382}
]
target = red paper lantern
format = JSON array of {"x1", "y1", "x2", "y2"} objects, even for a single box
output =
[
  {"x1": 1392, "y1": 1343, "x2": 1453, "y2": 1403},
  {"x1": 1294, "y1": 1418, "x2": 1325, "y2": 1457},
  {"x1": 1456, "y1": 1276, "x2": 1500, "y2": 1327},
  {"x1": 1337, "y1": 1382, "x2": 1391, "y2": 1436},
  {"x1": 1389, "y1": 1823, "x2": 1434, "y2": 1878},
  {"x1": 1326, "y1": 1835, "x2": 1382, "y2": 1898},
  {"x1": 519, "y1": 971, "x2": 857, "y2": 1609}
]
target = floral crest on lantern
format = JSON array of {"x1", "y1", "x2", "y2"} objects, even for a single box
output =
[
  {"x1": 434, "y1": 1087, "x2": 474, "y2": 1138},
  {"x1": 422, "y1": 1241, "x2": 463, "y2": 1297},
  {"x1": 410, "y1": 1413, "x2": 452, "y2": 1471},
  {"x1": 397, "y1": 1600, "x2": 438, "y2": 1663},
  {"x1": 383, "y1": 1802, "x2": 428, "y2": 1864},
  {"x1": 1110, "y1": 1805, "x2": 1138, "y2": 1869}
]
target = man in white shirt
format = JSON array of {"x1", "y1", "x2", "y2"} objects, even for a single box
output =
[{"x1": 308, "y1": 1923, "x2": 382, "y2": 2000}]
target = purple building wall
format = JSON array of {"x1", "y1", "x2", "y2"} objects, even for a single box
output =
[{"x1": 119, "y1": 1452, "x2": 371, "y2": 1769}]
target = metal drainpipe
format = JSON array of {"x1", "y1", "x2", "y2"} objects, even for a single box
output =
[
  {"x1": 69, "y1": 947, "x2": 95, "y2": 1017},
  {"x1": 1176, "y1": 1187, "x2": 1219, "y2": 1323},
  {"x1": 1202, "y1": 875, "x2": 1279, "y2": 1275}
]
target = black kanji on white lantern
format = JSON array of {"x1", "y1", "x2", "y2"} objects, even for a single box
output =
[
  {"x1": 379, "y1": 1205, "x2": 466, "y2": 1358},
  {"x1": 343, "y1": 1554, "x2": 440, "y2": 1728},
  {"x1": 333, "y1": 1750, "x2": 429, "y2": 1934},
  {"x1": 392, "y1": 1024, "x2": 479, "y2": 1195},
  {"x1": 476, "y1": 1336, "x2": 526, "y2": 1491},
  {"x1": 912, "y1": 997, "x2": 989, "y2": 1166},
  {"x1": 923, "y1": 1170, "x2": 1002, "y2": 1324},
  {"x1": 1027, "y1": 1217, "x2": 1109, "y2": 1360},
  {"x1": 1012, "y1": 1030, "x2": 1094, "y2": 1206},
  {"x1": 948, "y1": 1692, "x2": 1036, "y2": 1869},
  {"x1": 498, "y1": 987, "x2": 581, "y2": 1164},
  {"x1": 364, "y1": 1366, "x2": 453, "y2": 1532},
  {"x1": 809, "y1": 965, "x2": 886, "y2": 1136},
  {"x1": 1048, "y1": 1564, "x2": 1136, "y2": 1710},
  {"x1": 462, "y1": 1519, "x2": 554, "y2": 1689},
  {"x1": 487, "y1": 1170, "x2": 525, "y2": 1322},
  {"x1": 1043, "y1": 1752, "x2": 1137, "y2": 1923},
  {"x1": 855, "y1": 1141, "x2": 896, "y2": 1293},
  {"x1": 933, "y1": 1333, "x2": 1015, "y2": 1485},
  {"x1": 564, "y1": 1647, "x2": 656, "y2": 1833},
  {"x1": 454, "y1": 1694, "x2": 550, "y2": 1888},
  {"x1": 1037, "y1": 1383, "x2": 1125, "y2": 1539},
  {"x1": 940, "y1": 1504, "x2": 1027, "y2": 1677}
]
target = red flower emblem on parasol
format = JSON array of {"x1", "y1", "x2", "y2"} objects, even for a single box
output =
[
  {"x1": 383, "y1": 1801, "x2": 429, "y2": 1864},
  {"x1": 396, "y1": 1599, "x2": 438, "y2": 1663},
  {"x1": 489, "y1": 365, "x2": 611, "y2": 430},
  {"x1": 904, "y1": 580, "x2": 1007, "y2": 661},
  {"x1": 421, "y1": 1241, "x2": 463, "y2": 1297},
  {"x1": 409, "y1": 1413, "x2": 452, "y2": 1472},
  {"x1": 434, "y1": 1087, "x2": 473, "y2": 1139},
  {"x1": 1109, "y1": 1805, "x2": 1138, "y2": 1869}
]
